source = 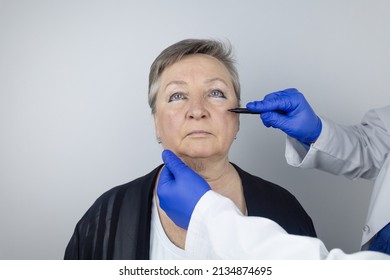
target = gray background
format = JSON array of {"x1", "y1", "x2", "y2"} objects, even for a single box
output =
[{"x1": 0, "y1": 0, "x2": 389, "y2": 259}]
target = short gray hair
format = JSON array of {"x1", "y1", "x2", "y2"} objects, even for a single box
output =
[{"x1": 148, "y1": 39, "x2": 241, "y2": 113}]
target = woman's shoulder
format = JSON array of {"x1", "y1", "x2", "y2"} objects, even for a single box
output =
[
  {"x1": 76, "y1": 165, "x2": 162, "y2": 224},
  {"x1": 91, "y1": 165, "x2": 162, "y2": 207},
  {"x1": 65, "y1": 165, "x2": 162, "y2": 259},
  {"x1": 232, "y1": 163, "x2": 317, "y2": 237}
]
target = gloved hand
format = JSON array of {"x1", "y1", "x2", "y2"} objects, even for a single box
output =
[
  {"x1": 246, "y1": 88, "x2": 322, "y2": 145},
  {"x1": 157, "y1": 149, "x2": 211, "y2": 230}
]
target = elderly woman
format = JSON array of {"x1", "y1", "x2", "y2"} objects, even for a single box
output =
[{"x1": 64, "y1": 39, "x2": 316, "y2": 259}]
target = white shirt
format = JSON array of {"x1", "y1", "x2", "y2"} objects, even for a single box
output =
[
  {"x1": 285, "y1": 105, "x2": 390, "y2": 247},
  {"x1": 184, "y1": 191, "x2": 389, "y2": 260},
  {"x1": 149, "y1": 195, "x2": 187, "y2": 259}
]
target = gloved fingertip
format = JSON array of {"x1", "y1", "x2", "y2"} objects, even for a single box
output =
[
  {"x1": 246, "y1": 101, "x2": 254, "y2": 108},
  {"x1": 283, "y1": 88, "x2": 299, "y2": 94},
  {"x1": 246, "y1": 101, "x2": 263, "y2": 112},
  {"x1": 161, "y1": 149, "x2": 173, "y2": 161},
  {"x1": 162, "y1": 149, "x2": 179, "y2": 168},
  {"x1": 161, "y1": 149, "x2": 186, "y2": 175}
]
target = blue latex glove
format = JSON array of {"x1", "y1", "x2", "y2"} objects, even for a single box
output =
[
  {"x1": 157, "y1": 150, "x2": 211, "y2": 230},
  {"x1": 246, "y1": 88, "x2": 322, "y2": 145}
]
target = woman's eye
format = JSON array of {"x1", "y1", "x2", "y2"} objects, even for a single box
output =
[
  {"x1": 209, "y1": 90, "x2": 226, "y2": 98},
  {"x1": 168, "y1": 93, "x2": 186, "y2": 102}
]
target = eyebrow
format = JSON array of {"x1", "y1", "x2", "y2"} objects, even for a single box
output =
[
  {"x1": 164, "y1": 80, "x2": 187, "y2": 90},
  {"x1": 164, "y1": 78, "x2": 229, "y2": 90},
  {"x1": 204, "y1": 77, "x2": 229, "y2": 86}
]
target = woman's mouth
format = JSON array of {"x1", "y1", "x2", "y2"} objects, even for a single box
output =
[{"x1": 187, "y1": 130, "x2": 212, "y2": 137}]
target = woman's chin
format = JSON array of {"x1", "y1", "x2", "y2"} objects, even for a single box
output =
[{"x1": 178, "y1": 147, "x2": 222, "y2": 160}]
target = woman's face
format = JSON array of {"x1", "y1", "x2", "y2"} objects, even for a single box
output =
[{"x1": 154, "y1": 54, "x2": 239, "y2": 160}]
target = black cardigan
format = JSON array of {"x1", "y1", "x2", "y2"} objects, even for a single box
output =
[{"x1": 64, "y1": 164, "x2": 316, "y2": 259}]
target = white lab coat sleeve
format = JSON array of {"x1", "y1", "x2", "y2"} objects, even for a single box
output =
[
  {"x1": 184, "y1": 191, "x2": 388, "y2": 260},
  {"x1": 285, "y1": 106, "x2": 390, "y2": 180}
]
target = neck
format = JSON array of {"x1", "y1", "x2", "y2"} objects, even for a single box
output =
[{"x1": 181, "y1": 155, "x2": 233, "y2": 191}]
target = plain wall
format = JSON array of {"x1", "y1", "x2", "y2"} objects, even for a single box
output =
[{"x1": 0, "y1": 0, "x2": 389, "y2": 259}]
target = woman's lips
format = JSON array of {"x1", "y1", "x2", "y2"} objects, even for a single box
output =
[{"x1": 186, "y1": 130, "x2": 211, "y2": 137}]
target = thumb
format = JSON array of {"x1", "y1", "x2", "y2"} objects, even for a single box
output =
[
  {"x1": 261, "y1": 111, "x2": 290, "y2": 129},
  {"x1": 157, "y1": 165, "x2": 174, "y2": 187},
  {"x1": 161, "y1": 149, "x2": 188, "y2": 177}
]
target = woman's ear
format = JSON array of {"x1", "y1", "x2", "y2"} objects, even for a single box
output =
[
  {"x1": 153, "y1": 113, "x2": 161, "y2": 144},
  {"x1": 236, "y1": 115, "x2": 240, "y2": 134}
]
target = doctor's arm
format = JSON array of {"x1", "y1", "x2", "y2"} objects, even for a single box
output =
[
  {"x1": 247, "y1": 89, "x2": 390, "y2": 180},
  {"x1": 157, "y1": 150, "x2": 388, "y2": 260}
]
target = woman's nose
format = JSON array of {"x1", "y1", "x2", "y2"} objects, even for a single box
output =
[{"x1": 186, "y1": 98, "x2": 209, "y2": 120}]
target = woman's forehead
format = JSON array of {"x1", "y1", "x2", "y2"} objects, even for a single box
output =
[{"x1": 160, "y1": 55, "x2": 232, "y2": 86}]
